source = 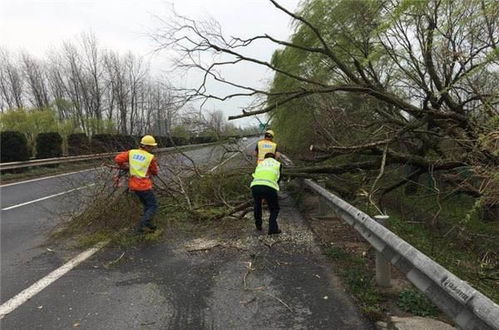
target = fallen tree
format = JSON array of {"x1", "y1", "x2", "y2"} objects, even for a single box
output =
[{"x1": 152, "y1": 0, "x2": 498, "y2": 221}]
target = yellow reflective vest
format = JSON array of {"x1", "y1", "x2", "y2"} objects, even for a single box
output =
[
  {"x1": 250, "y1": 158, "x2": 281, "y2": 191},
  {"x1": 256, "y1": 139, "x2": 277, "y2": 164},
  {"x1": 129, "y1": 149, "x2": 154, "y2": 178}
]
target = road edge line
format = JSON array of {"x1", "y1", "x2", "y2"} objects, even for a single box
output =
[
  {"x1": 1, "y1": 183, "x2": 96, "y2": 211},
  {"x1": 0, "y1": 240, "x2": 109, "y2": 319},
  {"x1": 0, "y1": 168, "x2": 97, "y2": 188}
]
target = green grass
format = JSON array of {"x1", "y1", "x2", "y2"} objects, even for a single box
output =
[
  {"x1": 397, "y1": 288, "x2": 438, "y2": 317},
  {"x1": 325, "y1": 247, "x2": 385, "y2": 320},
  {"x1": 379, "y1": 190, "x2": 499, "y2": 304}
]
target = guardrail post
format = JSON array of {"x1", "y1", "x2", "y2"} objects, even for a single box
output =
[
  {"x1": 317, "y1": 180, "x2": 331, "y2": 217},
  {"x1": 374, "y1": 215, "x2": 392, "y2": 288}
]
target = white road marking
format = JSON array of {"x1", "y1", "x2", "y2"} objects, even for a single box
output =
[
  {"x1": 1, "y1": 183, "x2": 96, "y2": 211},
  {"x1": 209, "y1": 140, "x2": 255, "y2": 172},
  {"x1": 0, "y1": 168, "x2": 97, "y2": 187},
  {"x1": 0, "y1": 140, "x2": 250, "y2": 320},
  {"x1": 0, "y1": 240, "x2": 109, "y2": 320}
]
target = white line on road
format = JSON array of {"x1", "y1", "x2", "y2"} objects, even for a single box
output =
[
  {"x1": 0, "y1": 168, "x2": 96, "y2": 187},
  {"x1": 1, "y1": 183, "x2": 96, "y2": 211},
  {"x1": 0, "y1": 140, "x2": 252, "y2": 320},
  {"x1": 209, "y1": 140, "x2": 255, "y2": 173},
  {"x1": 0, "y1": 240, "x2": 109, "y2": 320}
]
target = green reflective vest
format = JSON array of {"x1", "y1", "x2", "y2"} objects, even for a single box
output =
[
  {"x1": 129, "y1": 149, "x2": 154, "y2": 178},
  {"x1": 250, "y1": 158, "x2": 281, "y2": 191}
]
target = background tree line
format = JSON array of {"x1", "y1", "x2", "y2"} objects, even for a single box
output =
[
  {"x1": 0, "y1": 33, "x2": 258, "y2": 156},
  {"x1": 0, "y1": 33, "x2": 178, "y2": 137}
]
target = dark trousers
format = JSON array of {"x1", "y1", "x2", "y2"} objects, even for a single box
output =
[
  {"x1": 251, "y1": 185, "x2": 280, "y2": 233},
  {"x1": 134, "y1": 189, "x2": 158, "y2": 227}
]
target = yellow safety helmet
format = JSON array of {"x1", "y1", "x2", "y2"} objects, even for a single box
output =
[
  {"x1": 140, "y1": 135, "x2": 157, "y2": 146},
  {"x1": 265, "y1": 130, "x2": 275, "y2": 137}
]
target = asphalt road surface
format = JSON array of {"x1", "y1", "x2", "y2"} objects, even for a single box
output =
[
  {"x1": 0, "y1": 138, "x2": 372, "y2": 329},
  {"x1": 1, "y1": 142, "x2": 252, "y2": 309}
]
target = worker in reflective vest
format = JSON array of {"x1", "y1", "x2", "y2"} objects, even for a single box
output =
[
  {"x1": 250, "y1": 152, "x2": 282, "y2": 235},
  {"x1": 115, "y1": 135, "x2": 159, "y2": 233},
  {"x1": 254, "y1": 130, "x2": 281, "y2": 164}
]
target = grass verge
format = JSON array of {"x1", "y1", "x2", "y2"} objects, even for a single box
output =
[
  {"x1": 325, "y1": 246, "x2": 385, "y2": 320},
  {"x1": 381, "y1": 190, "x2": 499, "y2": 304},
  {"x1": 287, "y1": 181, "x2": 445, "y2": 322}
]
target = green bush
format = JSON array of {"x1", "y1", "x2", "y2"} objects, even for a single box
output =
[
  {"x1": 156, "y1": 136, "x2": 171, "y2": 148},
  {"x1": 36, "y1": 132, "x2": 63, "y2": 159},
  {"x1": 190, "y1": 136, "x2": 217, "y2": 144},
  {"x1": 171, "y1": 136, "x2": 188, "y2": 146},
  {"x1": 90, "y1": 134, "x2": 113, "y2": 153},
  {"x1": 112, "y1": 135, "x2": 136, "y2": 151},
  {"x1": 68, "y1": 133, "x2": 90, "y2": 155},
  {"x1": 0, "y1": 131, "x2": 30, "y2": 162},
  {"x1": 397, "y1": 288, "x2": 438, "y2": 316}
]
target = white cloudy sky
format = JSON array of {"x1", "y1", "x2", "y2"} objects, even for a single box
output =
[{"x1": 0, "y1": 0, "x2": 301, "y2": 126}]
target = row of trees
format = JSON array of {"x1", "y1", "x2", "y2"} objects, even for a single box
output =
[
  {"x1": 0, "y1": 33, "x2": 178, "y2": 136},
  {"x1": 0, "y1": 106, "x2": 256, "y2": 154},
  {"x1": 155, "y1": 0, "x2": 498, "y2": 219},
  {"x1": 0, "y1": 33, "x2": 259, "y2": 149}
]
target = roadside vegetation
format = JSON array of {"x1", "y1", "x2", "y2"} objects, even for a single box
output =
[
  {"x1": 384, "y1": 189, "x2": 499, "y2": 303},
  {"x1": 290, "y1": 184, "x2": 445, "y2": 322},
  {"x1": 290, "y1": 168, "x2": 499, "y2": 307},
  {"x1": 0, "y1": 138, "x2": 231, "y2": 185}
]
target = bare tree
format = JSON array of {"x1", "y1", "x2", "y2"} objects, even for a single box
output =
[
  {"x1": 20, "y1": 53, "x2": 50, "y2": 109},
  {"x1": 0, "y1": 48, "x2": 24, "y2": 110},
  {"x1": 80, "y1": 33, "x2": 104, "y2": 121},
  {"x1": 205, "y1": 110, "x2": 226, "y2": 138},
  {"x1": 1, "y1": 35, "x2": 178, "y2": 137}
]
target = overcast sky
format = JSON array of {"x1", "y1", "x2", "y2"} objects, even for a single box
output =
[{"x1": 0, "y1": 0, "x2": 301, "y2": 126}]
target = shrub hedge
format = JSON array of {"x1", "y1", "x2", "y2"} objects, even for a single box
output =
[
  {"x1": 156, "y1": 136, "x2": 171, "y2": 148},
  {"x1": 112, "y1": 135, "x2": 136, "y2": 151},
  {"x1": 90, "y1": 134, "x2": 113, "y2": 153},
  {"x1": 190, "y1": 136, "x2": 217, "y2": 144},
  {"x1": 0, "y1": 131, "x2": 30, "y2": 162},
  {"x1": 36, "y1": 132, "x2": 63, "y2": 159},
  {"x1": 1, "y1": 131, "x2": 221, "y2": 163},
  {"x1": 68, "y1": 133, "x2": 90, "y2": 155},
  {"x1": 171, "y1": 136, "x2": 188, "y2": 146}
]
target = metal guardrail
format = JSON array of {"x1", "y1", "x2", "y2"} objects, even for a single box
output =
[
  {"x1": 0, "y1": 142, "x2": 218, "y2": 171},
  {"x1": 281, "y1": 155, "x2": 499, "y2": 330}
]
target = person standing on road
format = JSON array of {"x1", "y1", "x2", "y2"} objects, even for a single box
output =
[
  {"x1": 250, "y1": 152, "x2": 282, "y2": 235},
  {"x1": 115, "y1": 135, "x2": 159, "y2": 233},
  {"x1": 253, "y1": 130, "x2": 281, "y2": 164}
]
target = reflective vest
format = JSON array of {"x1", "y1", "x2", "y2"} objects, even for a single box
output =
[
  {"x1": 257, "y1": 139, "x2": 277, "y2": 164},
  {"x1": 129, "y1": 149, "x2": 154, "y2": 178},
  {"x1": 250, "y1": 158, "x2": 281, "y2": 191}
]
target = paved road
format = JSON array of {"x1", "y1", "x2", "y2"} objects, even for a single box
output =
[
  {"x1": 0, "y1": 141, "x2": 254, "y2": 307},
  {"x1": 0, "y1": 138, "x2": 372, "y2": 329}
]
